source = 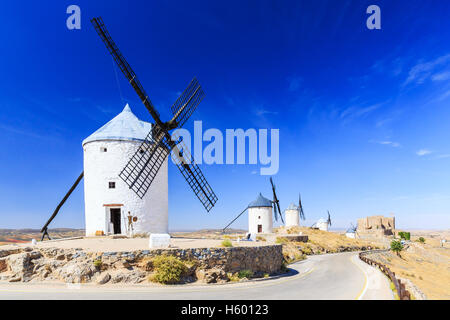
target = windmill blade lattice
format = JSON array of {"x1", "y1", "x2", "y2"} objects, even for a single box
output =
[
  {"x1": 270, "y1": 177, "x2": 284, "y2": 224},
  {"x1": 170, "y1": 78, "x2": 205, "y2": 129},
  {"x1": 171, "y1": 140, "x2": 218, "y2": 212},
  {"x1": 119, "y1": 127, "x2": 171, "y2": 199}
]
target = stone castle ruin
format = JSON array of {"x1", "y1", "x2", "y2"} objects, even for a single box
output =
[{"x1": 357, "y1": 215, "x2": 395, "y2": 238}]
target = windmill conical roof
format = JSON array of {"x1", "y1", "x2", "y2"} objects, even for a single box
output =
[
  {"x1": 285, "y1": 203, "x2": 298, "y2": 211},
  {"x1": 82, "y1": 104, "x2": 152, "y2": 146},
  {"x1": 248, "y1": 193, "x2": 273, "y2": 208}
]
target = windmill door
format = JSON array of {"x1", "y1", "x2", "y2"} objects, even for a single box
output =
[
  {"x1": 110, "y1": 209, "x2": 122, "y2": 234},
  {"x1": 258, "y1": 225, "x2": 262, "y2": 233}
]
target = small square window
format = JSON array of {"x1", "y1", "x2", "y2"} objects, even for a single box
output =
[
  {"x1": 109, "y1": 182, "x2": 116, "y2": 189},
  {"x1": 101, "y1": 147, "x2": 108, "y2": 153}
]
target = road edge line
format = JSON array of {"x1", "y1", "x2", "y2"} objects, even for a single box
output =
[{"x1": 350, "y1": 254, "x2": 368, "y2": 300}]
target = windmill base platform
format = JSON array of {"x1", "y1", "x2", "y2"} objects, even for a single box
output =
[{"x1": 4, "y1": 236, "x2": 273, "y2": 253}]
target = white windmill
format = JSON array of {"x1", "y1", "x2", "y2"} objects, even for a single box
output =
[
  {"x1": 284, "y1": 194, "x2": 306, "y2": 227},
  {"x1": 222, "y1": 178, "x2": 284, "y2": 235},
  {"x1": 40, "y1": 17, "x2": 218, "y2": 241},
  {"x1": 312, "y1": 211, "x2": 332, "y2": 231}
]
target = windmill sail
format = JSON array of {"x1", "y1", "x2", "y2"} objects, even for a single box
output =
[
  {"x1": 270, "y1": 177, "x2": 284, "y2": 224},
  {"x1": 171, "y1": 140, "x2": 218, "y2": 212},
  {"x1": 91, "y1": 17, "x2": 218, "y2": 212},
  {"x1": 91, "y1": 17, "x2": 161, "y2": 122},
  {"x1": 169, "y1": 78, "x2": 205, "y2": 129},
  {"x1": 299, "y1": 193, "x2": 306, "y2": 220},
  {"x1": 119, "y1": 127, "x2": 171, "y2": 199}
]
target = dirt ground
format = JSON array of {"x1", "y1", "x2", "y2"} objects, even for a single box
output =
[
  {"x1": 1, "y1": 227, "x2": 386, "y2": 255},
  {"x1": 0, "y1": 236, "x2": 269, "y2": 253}
]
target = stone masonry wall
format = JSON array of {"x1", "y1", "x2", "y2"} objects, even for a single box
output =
[{"x1": 0, "y1": 245, "x2": 283, "y2": 284}]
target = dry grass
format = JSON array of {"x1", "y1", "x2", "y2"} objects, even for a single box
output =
[
  {"x1": 274, "y1": 226, "x2": 384, "y2": 264},
  {"x1": 276, "y1": 226, "x2": 384, "y2": 251},
  {"x1": 368, "y1": 242, "x2": 450, "y2": 300}
]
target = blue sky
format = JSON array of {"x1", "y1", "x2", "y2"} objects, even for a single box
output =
[{"x1": 1, "y1": 0, "x2": 450, "y2": 230}]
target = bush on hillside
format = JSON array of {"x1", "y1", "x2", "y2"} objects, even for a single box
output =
[
  {"x1": 398, "y1": 232, "x2": 411, "y2": 240},
  {"x1": 390, "y1": 240, "x2": 404, "y2": 257}
]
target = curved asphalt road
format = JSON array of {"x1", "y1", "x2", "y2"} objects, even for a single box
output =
[{"x1": 0, "y1": 252, "x2": 393, "y2": 300}]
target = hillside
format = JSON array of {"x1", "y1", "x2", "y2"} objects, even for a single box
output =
[
  {"x1": 366, "y1": 241, "x2": 450, "y2": 300},
  {"x1": 0, "y1": 229, "x2": 84, "y2": 245}
]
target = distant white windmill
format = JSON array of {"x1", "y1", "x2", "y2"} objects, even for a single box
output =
[
  {"x1": 222, "y1": 178, "x2": 284, "y2": 235},
  {"x1": 284, "y1": 193, "x2": 306, "y2": 227},
  {"x1": 346, "y1": 223, "x2": 358, "y2": 239},
  {"x1": 312, "y1": 211, "x2": 332, "y2": 231}
]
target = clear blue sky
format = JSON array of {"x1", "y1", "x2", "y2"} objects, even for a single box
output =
[{"x1": 1, "y1": 0, "x2": 450, "y2": 230}]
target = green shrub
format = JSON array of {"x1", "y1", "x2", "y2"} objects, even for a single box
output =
[
  {"x1": 150, "y1": 255, "x2": 187, "y2": 284},
  {"x1": 222, "y1": 239, "x2": 233, "y2": 247},
  {"x1": 418, "y1": 237, "x2": 425, "y2": 243},
  {"x1": 398, "y1": 232, "x2": 411, "y2": 240},
  {"x1": 238, "y1": 269, "x2": 253, "y2": 279},
  {"x1": 93, "y1": 258, "x2": 102, "y2": 269},
  {"x1": 276, "y1": 237, "x2": 288, "y2": 244},
  {"x1": 390, "y1": 240, "x2": 404, "y2": 256}
]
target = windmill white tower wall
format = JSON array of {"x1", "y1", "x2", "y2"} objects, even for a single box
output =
[
  {"x1": 82, "y1": 104, "x2": 168, "y2": 236},
  {"x1": 346, "y1": 231, "x2": 356, "y2": 239},
  {"x1": 316, "y1": 218, "x2": 329, "y2": 231},
  {"x1": 284, "y1": 204, "x2": 300, "y2": 227},
  {"x1": 248, "y1": 193, "x2": 273, "y2": 234}
]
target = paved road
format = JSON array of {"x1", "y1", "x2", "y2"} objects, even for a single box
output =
[{"x1": 0, "y1": 252, "x2": 393, "y2": 300}]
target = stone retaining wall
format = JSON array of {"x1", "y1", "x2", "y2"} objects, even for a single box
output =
[{"x1": 0, "y1": 244, "x2": 283, "y2": 284}]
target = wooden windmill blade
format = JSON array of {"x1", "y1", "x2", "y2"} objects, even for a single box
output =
[
  {"x1": 40, "y1": 172, "x2": 84, "y2": 240},
  {"x1": 299, "y1": 193, "x2": 306, "y2": 220},
  {"x1": 270, "y1": 177, "x2": 284, "y2": 224},
  {"x1": 171, "y1": 140, "x2": 218, "y2": 212},
  {"x1": 91, "y1": 17, "x2": 162, "y2": 124},
  {"x1": 168, "y1": 78, "x2": 205, "y2": 129},
  {"x1": 118, "y1": 127, "x2": 171, "y2": 199}
]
